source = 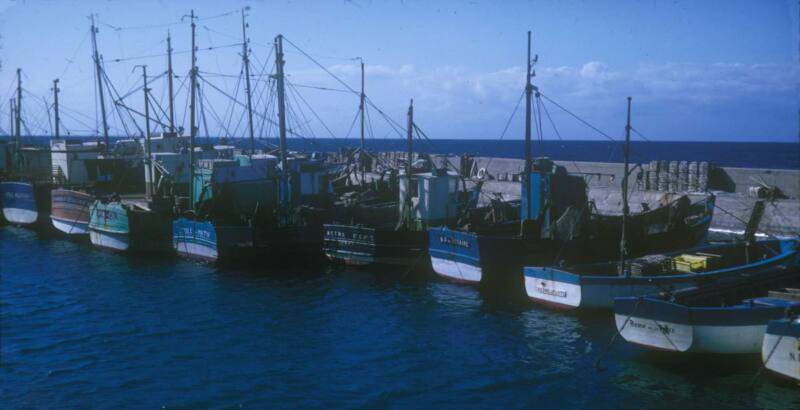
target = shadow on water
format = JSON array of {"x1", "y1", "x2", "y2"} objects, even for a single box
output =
[{"x1": 3, "y1": 225, "x2": 800, "y2": 408}]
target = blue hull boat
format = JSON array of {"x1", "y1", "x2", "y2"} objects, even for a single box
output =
[
  {"x1": 173, "y1": 218, "x2": 253, "y2": 263},
  {"x1": 526, "y1": 238, "x2": 800, "y2": 310},
  {"x1": 0, "y1": 181, "x2": 52, "y2": 229},
  {"x1": 614, "y1": 264, "x2": 800, "y2": 353},
  {"x1": 762, "y1": 314, "x2": 800, "y2": 382}
]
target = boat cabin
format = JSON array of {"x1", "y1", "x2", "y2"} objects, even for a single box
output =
[
  {"x1": 50, "y1": 139, "x2": 101, "y2": 186},
  {"x1": 520, "y1": 157, "x2": 588, "y2": 239},
  {"x1": 399, "y1": 167, "x2": 461, "y2": 229}
]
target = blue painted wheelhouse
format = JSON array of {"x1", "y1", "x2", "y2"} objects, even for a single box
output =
[{"x1": 173, "y1": 154, "x2": 277, "y2": 264}]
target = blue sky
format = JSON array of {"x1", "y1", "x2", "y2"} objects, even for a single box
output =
[{"x1": 0, "y1": 0, "x2": 798, "y2": 142}]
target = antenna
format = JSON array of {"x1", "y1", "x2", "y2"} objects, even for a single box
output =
[
  {"x1": 52, "y1": 79, "x2": 60, "y2": 139},
  {"x1": 167, "y1": 30, "x2": 175, "y2": 133},
  {"x1": 136, "y1": 65, "x2": 154, "y2": 198},
  {"x1": 523, "y1": 31, "x2": 534, "y2": 224},
  {"x1": 241, "y1": 8, "x2": 255, "y2": 156},
  {"x1": 619, "y1": 96, "x2": 632, "y2": 276},
  {"x1": 275, "y1": 34, "x2": 289, "y2": 208},
  {"x1": 90, "y1": 14, "x2": 109, "y2": 153},
  {"x1": 184, "y1": 9, "x2": 198, "y2": 208}
]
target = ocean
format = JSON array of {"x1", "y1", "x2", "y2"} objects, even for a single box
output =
[
  {"x1": 6, "y1": 137, "x2": 800, "y2": 170},
  {"x1": 1, "y1": 227, "x2": 799, "y2": 408}
]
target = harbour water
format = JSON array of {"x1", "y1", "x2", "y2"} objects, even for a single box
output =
[{"x1": 2, "y1": 226, "x2": 799, "y2": 408}]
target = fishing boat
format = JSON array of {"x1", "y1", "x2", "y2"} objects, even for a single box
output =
[
  {"x1": 88, "y1": 198, "x2": 172, "y2": 253},
  {"x1": 173, "y1": 155, "x2": 277, "y2": 263},
  {"x1": 1, "y1": 70, "x2": 53, "y2": 229},
  {"x1": 249, "y1": 35, "x2": 344, "y2": 264},
  {"x1": 49, "y1": 138, "x2": 104, "y2": 236},
  {"x1": 528, "y1": 238, "x2": 800, "y2": 310},
  {"x1": 429, "y1": 35, "x2": 715, "y2": 297},
  {"x1": 1, "y1": 179, "x2": 51, "y2": 227},
  {"x1": 172, "y1": 13, "x2": 280, "y2": 264},
  {"x1": 613, "y1": 259, "x2": 800, "y2": 353},
  {"x1": 762, "y1": 303, "x2": 800, "y2": 381},
  {"x1": 324, "y1": 99, "x2": 477, "y2": 270}
]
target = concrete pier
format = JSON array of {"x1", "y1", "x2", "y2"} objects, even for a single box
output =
[{"x1": 356, "y1": 152, "x2": 799, "y2": 236}]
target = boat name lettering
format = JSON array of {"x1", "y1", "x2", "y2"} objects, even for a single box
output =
[
  {"x1": 439, "y1": 235, "x2": 470, "y2": 248},
  {"x1": 628, "y1": 319, "x2": 675, "y2": 334},
  {"x1": 4, "y1": 191, "x2": 31, "y2": 200},
  {"x1": 535, "y1": 286, "x2": 567, "y2": 298}
]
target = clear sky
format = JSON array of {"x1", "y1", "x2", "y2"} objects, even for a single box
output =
[{"x1": 0, "y1": 0, "x2": 798, "y2": 142}]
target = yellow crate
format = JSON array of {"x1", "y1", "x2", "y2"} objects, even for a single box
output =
[{"x1": 674, "y1": 254, "x2": 714, "y2": 273}]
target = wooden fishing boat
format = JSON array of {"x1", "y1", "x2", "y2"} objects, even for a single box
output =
[
  {"x1": 526, "y1": 238, "x2": 800, "y2": 310},
  {"x1": 173, "y1": 155, "x2": 276, "y2": 264},
  {"x1": 89, "y1": 199, "x2": 172, "y2": 253},
  {"x1": 0, "y1": 180, "x2": 51, "y2": 228},
  {"x1": 428, "y1": 38, "x2": 715, "y2": 299},
  {"x1": 50, "y1": 188, "x2": 94, "y2": 235},
  {"x1": 324, "y1": 164, "x2": 473, "y2": 270},
  {"x1": 762, "y1": 305, "x2": 800, "y2": 381},
  {"x1": 613, "y1": 263, "x2": 800, "y2": 353}
]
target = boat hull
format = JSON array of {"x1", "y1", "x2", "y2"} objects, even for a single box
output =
[
  {"x1": 323, "y1": 224, "x2": 428, "y2": 269},
  {"x1": 173, "y1": 218, "x2": 253, "y2": 263},
  {"x1": 51, "y1": 188, "x2": 93, "y2": 236},
  {"x1": 428, "y1": 227, "x2": 526, "y2": 296},
  {"x1": 89, "y1": 201, "x2": 172, "y2": 253},
  {"x1": 525, "y1": 239, "x2": 800, "y2": 309},
  {"x1": 613, "y1": 297, "x2": 795, "y2": 353},
  {"x1": 762, "y1": 319, "x2": 800, "y2": 381},
  {"x1": 1, "y1": 181, "x2": 52, "y2": 228}
]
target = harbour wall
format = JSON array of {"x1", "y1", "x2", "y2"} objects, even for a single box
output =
[
  {"x1": 364, "y1": 152, "x2": 800, "y2": 236},
  {"x1": 468, "y1": 157, "x2": 800, "y2": 236}
]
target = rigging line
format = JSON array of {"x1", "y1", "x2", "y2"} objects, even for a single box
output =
[
  {"x1": 148, "y1": 93, "x2": 170, "y2": 130},
  {"x1": 113, "y1": 100, "x2": 171, "y2": 130},
  {"x1": 539, "y1": 92, "x2": 617, "y2": 142},
  {"x1": 483, "y1": 89, "x2": 526, "y2": 172},
  {"x1": 364, "y1": 95, "x2": 406, "y2": 137},
  {"x1": 342, "y1": 107, "x2": 361, "y2": 139},
  {"x1": 281, "y1": 36, "x2": 359, "y2": 95},
  {"x1": 365, "y1": 101, "x2": 376, "y2": 139},
  {"x1": 199, "y1": 82, "x2": 229, "y2": 137},
  {"x1": 540, "y1": 96, "x2": 581, "y2": 173},
  {"x1": 200, "y1": 73, "x2": 312, "y2": 141},
  {"x1": 286, "y1": 80, "x2": 338, "y2": 139},
  {"x1": 630, "y1": 126, "x2": 652, "y2": 142},
  {"x1": 59, "y1": 110, "x2": 95, "y2": 132},
  {"x1": 285, "y1": 89, "x2": 316, "y2": 141},
  {"x1": 279, "y1": 36, "x2": 408, "y2": 141},
  {"x1": 290, "y1": 83, "x2": 351, "y2": 93},
  {"x1": 102, "y1": 69, "x2": 142, "y2": 135},
  {"x1": 60, "y1": 29, "x2": 91, "y2": 78},
  {"x1": 99, "y1": 19, "x2": 182, "y2": 32},
  {"x1": 224, "y1": 69, "x2": 245, "y2": 139},
  {"x1": 106, "y1": 43, "x2": 242, "y2": 63},
  {"x1": 197, "y1": 83, "x2": 211, "y2": 138}
]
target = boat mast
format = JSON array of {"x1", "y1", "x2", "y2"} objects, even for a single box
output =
[
  {"x1": 523, "y1": 31, "x2": 534, "y2": 223},
  {"x1": 188, "y1": 9, "x2": 198, "y2": 208},
  {"x1": 90, "y1": 14, "x2": 109, "y2": 153},
  {"x1": 8, "y1": 99, "x2": 13, "y2": 140},
  {"x1": 167, "y1": 31, "x2": 175, "y2": 134},
  {"x1": 405, "y1": 99, "x2": 413, "y2": 229},
  {"x1": 241, "y1": 9, "x2": 255, "y2": 156},
  {"x1": 619, "y1": 96, "x2": 632, "y2": 276},
  {"x1": 141, "y1": 65, "x2": 154, "y2": 198},
  {"x1": 275, "y1": 35, "x2": 289, "y2": 208},
  {"x1": 15, "y1": 68, "x2": 22, "y2": 154},
  {"x1": 52, "y1": 79, "x2": 60, "y2": 139},
  {"x1": 360, "y1": 60, "x2": 366, "y2": 185}
]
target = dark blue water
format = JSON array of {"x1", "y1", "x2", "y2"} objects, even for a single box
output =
[
  {"x1": 7, "y1": 136, "x2": 800, "y2": 169},
  {"x1": 2, "y1": 227, "x2": 799, "y2": 408}
]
